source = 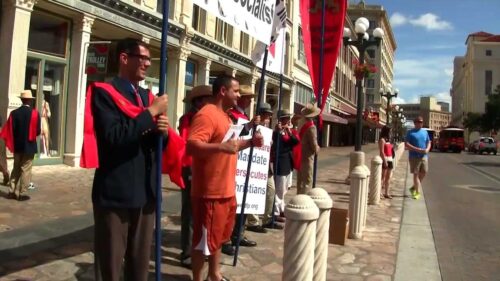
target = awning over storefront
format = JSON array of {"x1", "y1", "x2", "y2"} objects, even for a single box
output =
[{"x1": 323, "y1": 112, "x2": 348, "y2": 124}]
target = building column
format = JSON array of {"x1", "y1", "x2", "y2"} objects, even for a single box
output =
[
  {"x1": 0, "y1": 0, "x2": 37, "y2": 118},
  {"x1": 322, "y1": 124, "x2": 330, "y2": 147},
  {"x1": 167, "y1": 47, "x2": 191, "y2": 130},
  {"x1": 63, "y1": 14, "x2": 94, "y2": 166},
  {"x1": 197, "y1": 58, "x2": 211, "y2": 85}
]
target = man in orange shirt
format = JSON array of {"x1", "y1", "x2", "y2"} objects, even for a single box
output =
[{"x1": 187, "y1": 75, "x2": 264, "y2": 281}]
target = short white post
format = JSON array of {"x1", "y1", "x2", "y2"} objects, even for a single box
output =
[
  {"x1": 346, "y1": 151, "x2": 365, "y2": 184},
  {"x1": 348, "y1": 166, "x2": 368, "y2": 239},
  {"x1": 283, "y1": 195, "x2": 320, "y2": 281},
  {"x1": 361, "y1": 164, "x2": 370, "y2": 229},
  {"x1": 368, "y1": 156, "x2": 383, "y2": 205},
  {"x1": 307, "y1": 188, "x2": 333, "y2": 281}
]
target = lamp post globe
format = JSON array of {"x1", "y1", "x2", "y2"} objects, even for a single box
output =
[{"x1": 342, "y1": 20, "x2": 383, "y2": 151}]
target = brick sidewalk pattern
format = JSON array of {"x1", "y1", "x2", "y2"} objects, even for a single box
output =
[{"x1": 0, "y1": 144, "x2": 408, "y2": 281}]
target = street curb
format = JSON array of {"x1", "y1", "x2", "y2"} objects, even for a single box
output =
[{"x1": 394, "y1": 161, "x2": 442, "y2": 281}]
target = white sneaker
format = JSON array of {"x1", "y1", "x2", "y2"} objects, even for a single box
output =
[{"x1": 27, "y1": 182, "x2": 36, "y2": 190}]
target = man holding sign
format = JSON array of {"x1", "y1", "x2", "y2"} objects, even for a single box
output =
[{"x1": 187, "y1": 75, "x2": 263, "y2": 281}]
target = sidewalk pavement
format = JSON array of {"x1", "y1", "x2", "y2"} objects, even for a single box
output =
[{"x1": 0, "y1": 143, "x2": 433, "y2": 281}]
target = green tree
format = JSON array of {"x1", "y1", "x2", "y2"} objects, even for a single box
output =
[
  {"x1": 482, "y1": 86, "x2": 500, "y2": 131},
  {"x1": 463, "y1": 112, "x2": 483, "y2": 132}
]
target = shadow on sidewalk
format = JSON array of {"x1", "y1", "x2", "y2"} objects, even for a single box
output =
[{"x1": 0, "y1": 226, "x2": 93, "y2": 277}]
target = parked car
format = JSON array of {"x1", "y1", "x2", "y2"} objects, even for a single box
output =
[{"x1": 472, "y1": 137, "x2": 497, "y2": 155}]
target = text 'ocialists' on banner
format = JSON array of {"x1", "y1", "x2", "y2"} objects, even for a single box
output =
[{"x1": 192, "y1": 0, "x2": 276, "y2": 45}]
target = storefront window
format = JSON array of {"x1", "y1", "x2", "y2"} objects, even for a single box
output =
[{"x1": 28, "y1": 11, "x2": 69, "y2": 57}]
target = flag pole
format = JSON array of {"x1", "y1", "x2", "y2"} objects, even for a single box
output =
[
  {"x1": 312, "y1": 0, "x2": 326, "y2": 188},
  {"x1": 155, "y1": 0, "x2": 170, "y2": 279},
  {"x1": 233, "y1": 48, "x2": 269, "y2": 267}
]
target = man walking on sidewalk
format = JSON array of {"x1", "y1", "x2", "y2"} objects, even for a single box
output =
[
  {"x1": 405, "y1": 116, "x2": 431, "y2": 200},
  {"x1": 0, "y1": 90, "x2": 40, "y2": 201}
]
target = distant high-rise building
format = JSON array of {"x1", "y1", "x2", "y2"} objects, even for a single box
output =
[
  {"x1": 437, "y1": 101, "x2": 450, "y2": 112},
  {"x1": 399, "y1": 97, "x2": 451, "y2": 132}
]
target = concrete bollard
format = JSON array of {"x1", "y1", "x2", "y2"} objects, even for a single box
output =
[
  {"x1": 361, "y1": 164, "x2": 370, "y2": 228},
  {"x1": 368, "y1": 156, "x2": 383, "y2": 205},
  {"x1": 348, "y1": 166, "x2": 368, "y2": 239},
  {"x1": 346, "y1": 151, "x2": 365, "y2": 184},
  {"x1": 283, "y1": 195, "x2": 320, "y2": 281},
  {"x1": 307, "y1": 188, "x2": 333, "y2": 281}
]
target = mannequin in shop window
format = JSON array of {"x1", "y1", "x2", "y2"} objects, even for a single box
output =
[{"x1": 41, "y1": 92, "x2": 51, "y2": 157}]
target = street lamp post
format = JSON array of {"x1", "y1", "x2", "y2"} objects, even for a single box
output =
[
  {"x1": 343, "y1": 19, "x2": 384, "y2": 151},
  {"x1": 380, "y1": 84, "x2": 398, "y2": 128}
]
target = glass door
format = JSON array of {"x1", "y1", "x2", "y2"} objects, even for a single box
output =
[{"x1": 24, "y1": 58, "x2": 66, "y2": 162}]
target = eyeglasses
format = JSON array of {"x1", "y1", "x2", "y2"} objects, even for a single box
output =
[{"x1": 127, "y1": 53, "x2": 151, "y2": 63}]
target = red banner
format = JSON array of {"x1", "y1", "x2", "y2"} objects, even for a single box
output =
[{"x1": 300, "y1": 0, "x2": 347, "y2": 113}]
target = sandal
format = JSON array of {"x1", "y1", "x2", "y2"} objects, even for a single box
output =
[{"x1": 384, "y1": 194, "x2": 393, "y2": 199}]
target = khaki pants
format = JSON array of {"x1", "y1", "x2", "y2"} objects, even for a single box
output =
[
  {"x1": 262, "y1": 174, "x2": 276, "y2": 225},
  {"x1": 9, "y1": 153, "x2": 34, "y2": 197},
  {"x1": 297, "y1": 159, "x2": 313, "y2": 195},
  {"x1": 0, "y1": 139, "x2": 8, "y2": 177}
]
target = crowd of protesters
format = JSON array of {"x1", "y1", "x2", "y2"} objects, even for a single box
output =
[{"x1": 0, "y1": 39, "x2": 322, "y2": 281}]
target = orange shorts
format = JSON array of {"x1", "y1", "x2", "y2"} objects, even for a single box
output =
[{"x1": 192, "y1": 196, "x2": 236, "y2": 256}]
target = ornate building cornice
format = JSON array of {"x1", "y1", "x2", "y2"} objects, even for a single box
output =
[
  {"x1": 84, "y1": 0, "x2": 183, "y2": 39},
  {"x1": 5, "y1": 0, "x2": 37, "y2": 11}
]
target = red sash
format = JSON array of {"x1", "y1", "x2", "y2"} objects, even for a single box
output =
[
  {"x1": 80, "y1": 82, "x2": 185, "y2": 188},
  {"x1": 228, "y1": 108, "x2": 249, "y2": 121},
  {"x1": 299, "y1": 120, "x2": 315, "y2": 138},
  {"x1": 0, "y1": 108, "x2": 39, "y2": 152},
  {"x1": 178, "y1": 111, "x2": 195, "y2": 167}
]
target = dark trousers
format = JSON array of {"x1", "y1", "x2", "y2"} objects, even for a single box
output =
[
  {"x1": 180, "y1": 167, "x2": 193, "y2": 259},
  {"x1": 93, "y1": 202, "x2": 155, "y2": 281}
]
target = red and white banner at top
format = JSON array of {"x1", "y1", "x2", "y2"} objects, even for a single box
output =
[
  {"x1": 192, "y1": 0, "x2": 276, "y2": 45},
  {"x1": 251, "y1": 0, "x2": 287, "y2": 73}
]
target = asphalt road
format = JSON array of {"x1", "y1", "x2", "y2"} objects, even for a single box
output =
[{"x1": 424, "y1": 151, "x2": 500, "y2": 281}]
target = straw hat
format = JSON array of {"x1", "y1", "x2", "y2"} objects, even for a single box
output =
[
  {"x1": 183, "y1": 85, "x2": 212, "y2": 103},
  {"x1": 19, "y1": 90, "x2": 35, "y2": 100},
  {"x1": 301, "y1": 103, "x2": 321, "y2": 118},
  {"x1": 239, "y1": 85, "x2": 256, "y2": 98},
  {"x1": 278, "y1": 109, "x2": 292, "y2": 118},
  {"x1": 258, "y1": 102, "x2": 273, "y2": 114}
]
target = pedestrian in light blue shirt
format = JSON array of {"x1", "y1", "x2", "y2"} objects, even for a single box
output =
[{"x1": 405, "y1": 116, "x2": 431, "y2": 200}]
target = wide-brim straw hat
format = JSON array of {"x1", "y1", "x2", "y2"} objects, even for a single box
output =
[
  {"x1": 258, "y1": 102, "x2": 273, "y2": 114},
  {"x1": 183, "y1": 85, "x2": 212, "y2": 103},
  {"x1": 278, "y1": 109, "x2": 292, "y2": 118},
  {"x1": 239, "y1": 85, "x2": 256, "y2": 98},
  {"x1": 301, "y1": 103, "x2": 321, "y2": 118},
  {"x1": 19, "y1": 90, "x2": 35, "y2": 99}
]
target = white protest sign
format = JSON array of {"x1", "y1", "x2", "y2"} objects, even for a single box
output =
[
  {"x1": 192, "y1": 0, "x2": 275, "y2": 45},
  {"x1": 235, "y1": 125, "x2": 272, "y2": 214}
]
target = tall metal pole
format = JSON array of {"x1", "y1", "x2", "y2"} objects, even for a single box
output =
[
  {"x1": 312, "y1": 0, "x2": 326, "y2": 188},
  {"x1": 354, "y1": 46, "x2": 365, "y2": 152},
  {"x1": 155, "y1": 0, "x2": 169, "y2": 279},
  {"x1": 233, "y1": 49, "x2": 269, "y2": 266},
  {"x1": 272, "y1": 33, "x2": 286, "y2": 225}
]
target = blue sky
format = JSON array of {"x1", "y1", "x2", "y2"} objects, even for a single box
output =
[{"x1": 361, "y1": 0, "x2": 500, "y2": 106}]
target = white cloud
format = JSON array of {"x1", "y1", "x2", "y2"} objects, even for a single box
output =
[
  {"x1": 389, "y1": 12, "x2": 453, "y2": 31},
  {"x1": 390, "y1": 12, "x2": 408, "y2": 27},
  {"x1": 444, "y1": 68, "x2": 453, "y2": 77},
  {"x1": 393, "y1": 56, "x2": 454, "y2": 107},
  {"x1": 434, "y1": 91, "x2": 452, "y2": 104},
  {"x1": 409, "y1": 13, "x2": 453, "y2": 31},
  {"x1": 393, "y1": 97, "x2": 407, "y2": 104}
]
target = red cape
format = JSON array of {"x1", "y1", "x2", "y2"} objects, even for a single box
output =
[
  {"x1": 0, "y1": 108, "x2": 39, "y2": 153},
  {"x1": 80, "y1": 82, "x2": 185, "y2": 189}
]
